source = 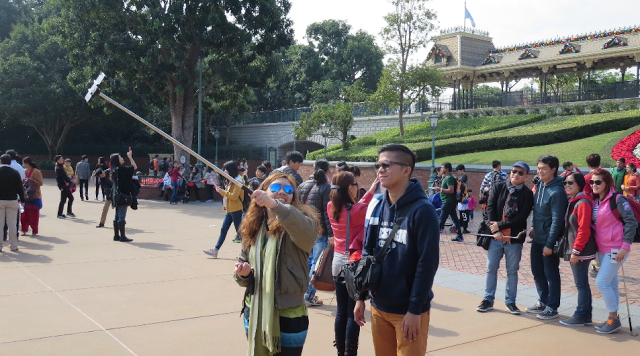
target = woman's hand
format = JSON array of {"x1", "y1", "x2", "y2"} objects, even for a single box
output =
[
  {"x1": 126, "y1": 150, "x2": 133, "y2": 159},
  {"x1": 570, "y1": 254, "x2": 579, "y2": 265},
  {"x1": 251, "y1": 190, "x2": 277, "y2": 209},
  {"x1": 617, "y1": 248, "x2": 629, "y2": 263},
  {"x1": 493, "y1": 232, "x2": 504, "y2": 241},
  {"x1": 354, "y1": 300, "x2": 366, "y2": 326},
  {"x1": 368, "y1": 178, "x2": 380, "y2": 193},
  {"x1": 489, "y1": 221, "x2": 499, "y2": 233},
  {"x1": 622, "y1": 184, "x2": 628, "y2": 191},
  {"x1": 235, "y1": 262, "x2": 252, "y2": 277},
  {"x1": 328, "y1": 237, "x2": 334, "y2": 246},
  {"x1": 214, "y1": 184, "x2": 222, "y2": 193}
]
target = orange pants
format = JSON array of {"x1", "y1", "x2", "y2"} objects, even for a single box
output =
[{"x1": 371, "y1": 306, "x2": 430, "y2": 356}]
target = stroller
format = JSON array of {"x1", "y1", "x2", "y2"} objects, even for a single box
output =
[{"x1": 178, "y1": 179, "x2": 189, "y2": 204}]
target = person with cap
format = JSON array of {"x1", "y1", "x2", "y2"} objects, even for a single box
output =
[{"x1": 476, "y1": 161, "x2": 534, "y2": 315}]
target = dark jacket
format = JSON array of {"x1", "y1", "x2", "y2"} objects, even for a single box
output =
[
  {"x1": 564, "y1": 193, "x2": 597, "y2": 260},
  {"x1": 532, "y1": 176, "x2": 568, "y2": 248},
  {"x1": 360, "y1": 178, "x2": 440, "y2": 315},
  {"x1": 55, "y1": 163, "x2": 70, "y2": 190},
  {"x1": 298, "y1": 176, "x2": 333, "y2": 237},
  {"x1": 0, "y1": 165, "x2": 25, "y2": 201},
  {"x1": 270, "y1": 165, "x2": 303, "y2": 185},
  {"x1": 234, "y1": 202, "x2": 318, "y2": 310},
  {"x1": 486, "y1": 182, "x2": 534, "y2": 243}
]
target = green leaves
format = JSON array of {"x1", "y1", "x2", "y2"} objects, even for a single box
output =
[{"x1": 293, "y1": 101, "x2": 355, "y2": 151}]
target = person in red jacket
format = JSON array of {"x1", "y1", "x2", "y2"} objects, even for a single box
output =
[
  {"x1": 560, "y1": 172, "x2": 597, "y2": 327},
  {"x1": 327, "y1": 172, "x2": 379, "y2": 356},
  {"x1": 168, "y1": 162, "x2": 184, "y2": 205}
]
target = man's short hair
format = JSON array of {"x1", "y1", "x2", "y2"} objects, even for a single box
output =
[
  {"x1": 256, "y1": 166, "x2": 267, "y2": 174},
  {"x1": 618, "y1": 157, "x2": 626, "y2": 164},
  {"x1": 284, "y1": 151, "x2": 304, "y2": 164},
  {"x1": 562, "y1": 161, "x2": 573, "y2": 170},
  {"x1": 0, "y1": 154, "x2": 11, "y2": 165},
  {"x1": 492, "y1": 160, "x2": 501, "y2": 169},
  {"x1": 54, "y1": 155, "x2": 62, "y2": 162},
  {"x1": 585, "y1": 153, "x2": 601, "y2": 168},
  {"x1": 456, "y1": 164, "x2": 465, "y2": 172},
  {"x1": 82, "y1": 155, "x2": 88, "y2": 160},
  {"x1": 336, "y1": 161, "x2": 347, "y2": 169},
  {"x1": 5, "y1": 149, "x2": 17, "y2": 160},
  {"x1": 378, "y1": 143, "x2": 417, "y2": 173},
  {"x1": 442, "y1": 162, "x2": 452, "y2": 172},
  {"x1": 538, "y1": 155, "x2": 560, "y2": 177}
]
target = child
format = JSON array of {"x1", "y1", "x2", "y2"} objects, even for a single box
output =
[
  {"x1": 64, "y1": 158, "x2": 74, "y2": 178},
  {"x1": 467, "y1": 190, "x2": 477, "y2": 221}
]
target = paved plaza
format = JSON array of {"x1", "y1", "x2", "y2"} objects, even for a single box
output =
[{"x1": 1, "y1": 180, "x2": 639, "y2": 355}]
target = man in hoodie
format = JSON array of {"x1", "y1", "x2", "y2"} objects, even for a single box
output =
[
  {"x1": 75, "y1": 155, "x2": 92, "y2": 201},
  {"x1": 526, "y1": 155, "x2": 567, "y2": 320},
  {"x1": 354, "y1": 144, "x2": 439, "y2": 355}
]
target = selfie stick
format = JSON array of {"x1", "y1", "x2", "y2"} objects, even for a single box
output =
[
  {"x1": 470, "y1": 233, "x2": 520, "y2": 239},
  {"x1": 621, "y1": 264, "x2": 638, "y2": 336},
  {"x1": 84, "y1": 73, "x2": 251, "y2": 193}
]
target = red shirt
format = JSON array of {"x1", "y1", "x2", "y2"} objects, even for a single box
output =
[
  {"x1": 169, "y1": 168, "x2": 183, "y2": 182},
  {"x1": 583, "y1": 173, "x2": 592, "y2": 196},
  {"x1": 327, "y1": 192, "x2": 373, "y2": 256}
]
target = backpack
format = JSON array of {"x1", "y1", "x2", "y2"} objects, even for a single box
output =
[
  {"x1": 490, "y1": 170, "x2": 505, "y2": 186},
  {"x1": 609, "y1": 193, "x2": 640, "y2": 243},
  {"x1": 23, "y1": 178, "x2": 37, "y2": 202},
  {"x1": 241, "y1": 186, "x2": 251, "y2": 213},
  {"x1": 456, "y1": 180, "x2": 468, "y2": 203}
]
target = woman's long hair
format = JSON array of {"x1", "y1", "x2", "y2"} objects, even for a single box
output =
[
  {"x1": 240, "y1": 173, "x2": 320, "y2": 248},
  {"x1": 590, "y1": 168, "x2": 614, "y2": 200},
  {"x1": 22, "y1": 156, "x2": 37, "y2": 169},
  {"x1": 223, "y1": 160, "x2": 239, "y2": 178},
  {"x1": 313, "y1": 159, "x2": 329, "y2": 185},
  {"x1": 110, "y1": 153, "x2": 121, "y2": 180},
  {"x1": 330, "y1": 171, "x2": 356, "y2": 222}
]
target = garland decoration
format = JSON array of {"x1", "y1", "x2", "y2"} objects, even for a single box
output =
[
  {"x1": 518, "y1": 48, "x2": 537, "y2": 60},
  {"x1": 558, "y1": 41, "x2": 579, "y2": 54},
  {"x1": 482, "y1": 54, "x2": 499, "y2": 65},
  {"x1": 602, "y1": 36, "x2": 626, "y2": 49},
  {"x1": 427, "y1": 45, "x2": 446, "y2": 61}
]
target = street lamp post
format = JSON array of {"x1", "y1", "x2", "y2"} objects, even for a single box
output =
[
  {"x1": 321, "y1": 123, "x2": 330, "y2": 160},
  {"x1": 214, "y1": 129, "x2": 220, "y2": 166},
  {"x1": 428, "y1": 110, "x2": 439, "y2": 188},
  {"x1": 196, "y1": 55, "x2": 203, "y2": 171}
]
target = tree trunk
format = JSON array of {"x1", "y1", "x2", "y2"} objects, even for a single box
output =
[
  {"x1": 342, "y1": 129, "x2": 349, "y2": 151},
  {"x1": 398, "y1": 89, "x2": 405, "y2": 136},
  {"x1": 169, "y1": 84, "x2": 196, "y2": 168}
]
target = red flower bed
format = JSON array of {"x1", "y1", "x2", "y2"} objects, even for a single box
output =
[
  {"x1": 141, "y1": 178, "x2": 163, "y2": 186},
  {"x1": 611, "y1": 129, "x2": 640, "y2": 166}
]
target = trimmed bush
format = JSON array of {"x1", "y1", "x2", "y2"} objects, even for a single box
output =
[
  {"x1": 445, "y1": 112, "x2": 456, "y2": 120},
  {"x1": 571, "y1": 104, "x2": 586, "y2": 115},
  {"x1": 545, "y1": 105, "x2": 557, "y2": 116},
  {"x1": 589, "y1": 102, "x2": 602, "y2": 114},
  {"x1": 458, "y1": 111, "x2": 470, "y2": 119},
  {"x1": 308, "y1": 110, "x2": 640, "y2": 161},
  {"x1": 514, "y1": 107, "x2": 527, "y2": 115},
  {"x1": 498, "y1": 108, "x2": 510, "y2": 116},
  {"x1": 622, "y1": 100, "x2": 639, "y2": 111},
  {"x1": 529, "y1": 107, "x2": 541, "y2": 114},
  {"x1": 483, "y1": 109, "x2": 495, "y2": 117},
  {"x1": 558, "y1": 105, "x2": 572, "y2": 116},
  {"x1": 603, "y1": 101, "x2": 620, "y2": 113},
  {"x1": 471, "y1": 111, "x2": 481, "y2": 118}
]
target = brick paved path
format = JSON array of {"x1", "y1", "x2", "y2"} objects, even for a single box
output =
[{"x1": 439, "y1": 218, "x2": 640, "y2": 306}]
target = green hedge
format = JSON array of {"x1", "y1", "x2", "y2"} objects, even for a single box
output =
[
  {"x1": 346, "y1": 114, "x2": 546, "y2": 148},
  {"x1": 308, "y1": 110, "x2": 640, "y2": 161}
]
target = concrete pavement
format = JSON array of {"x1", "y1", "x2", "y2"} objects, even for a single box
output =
[{"x1": 0, "y1": 180, "x2": 638, "y2": 355}]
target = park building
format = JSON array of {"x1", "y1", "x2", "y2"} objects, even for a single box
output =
[{"x1": 426, "y1": 25, "x2": 640, "y2": 110}]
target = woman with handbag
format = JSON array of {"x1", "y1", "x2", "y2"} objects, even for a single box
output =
[
  {"x1": 559, "y1": 172, "x2": 597, "y2": 327},
  {"x1": 234, "y1": 173, "x2": 320, "y2": 356},
  {"x1": 476, "y1": 161, "x2": 534, "y2": 315},
  {"x1": 20, "y1": 157, "x2": 43, "y2": 235},
  {"x1": 187, "y1": 166, "x2": 202, "y2": 202},
  {"x1": 589, "y1": 168, "x2": 636, "y2": 334},
  {"x1": 621, "y1": 162, "x2": 640, "y2": 200},
  {"x1": 110, "y1": 150, "x2": 137, "y2": 242},
  {"x1": 327, "y1": 172, "x2": 379, "y2": 356}
]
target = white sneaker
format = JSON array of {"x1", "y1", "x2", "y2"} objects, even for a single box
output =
[{"x1": 203, "y1": 248, "x2": 218, "y2": 258}]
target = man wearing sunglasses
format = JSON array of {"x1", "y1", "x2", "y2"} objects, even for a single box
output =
[
  {"x1": 354, "y1": 144, "x2": 440, "y2": 356},
  {"x1": 527, "y1": 155, "x2": 567, "y2": 320},
  {"x1": 435, "y1": 162, "x2": 464, "y2": 242}
]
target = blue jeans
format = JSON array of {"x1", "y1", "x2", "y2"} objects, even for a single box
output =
[
  {"x1": 114, "y1": 205, "x2": 127, "y2": 222},
  {"x1": 305, "y1": 235, "x2": 328, "y2": 300},
  {"x1": 596, "y1": 251, "x2": 629, "y2": 313},
  {"x1": 439, "y1": 202, "x2": 462, "y2": 237},
  {"x1": 483, "y1": 239, "x2": 523, "y2": 305},
  {"x1": 570, "y1": 259, "x2": 592, "y2": 320},
  {"x1": 215, "y1": 210, "x2": 243, "y2": 250},
  {"x1": 530, "y1": 241, "x2": 561, "y2": 311},
  {"x1": 170, "y1": 181, "x2": 180, "y2": 202}
]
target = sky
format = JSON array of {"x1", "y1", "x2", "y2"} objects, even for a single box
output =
[{"x1": 288, "y1": 0, "x2": 640, "y2": 68}]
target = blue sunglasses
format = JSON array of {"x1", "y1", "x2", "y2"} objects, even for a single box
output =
[{"x1": 269, "y1": 183, "x2": 294, "y2": 195}]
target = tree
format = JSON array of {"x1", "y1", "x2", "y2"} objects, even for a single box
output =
[
  {"x1": 0, "y1": 20, "x2": 97, "y2": 157},
  {"x1": 56, "y1": 0, "x2": 293, "y2": 164},
  {"x1": 377, "y1": 0, "x2": 443, "y2": 135},
  {"x1": 531, "y1": 74, "x2": 579, "y2": 96}
]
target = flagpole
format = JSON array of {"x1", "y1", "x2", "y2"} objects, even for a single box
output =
[{"x1": 463, "y1": 1, "x2": 466, "y2": 31}]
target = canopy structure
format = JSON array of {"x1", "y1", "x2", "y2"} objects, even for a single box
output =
[{"x1": 427, "y1": 26, "x2": 640, "y2": 110}]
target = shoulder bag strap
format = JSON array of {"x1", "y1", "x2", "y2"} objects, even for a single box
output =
[
  {"x1": 304, "y1": 183, "x2": 316, "y2": 204},
  {"x1": 374, "y1": 202, "x2": 416, "y2": 261},
  {"x1": 345, "y1": 203, "x2": 352, "y2": 254}
]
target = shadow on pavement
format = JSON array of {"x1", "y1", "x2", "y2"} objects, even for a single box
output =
[
  {"x1": 8, "y1": 251, "x2": 53, "y2": 264},
  {"x1": 15, "y1": 240, "x2": 54, "y2": 251},
  {"x1": 28, "y1": 235, "x2": 68, "y2": 244},
  {"x1": 130, "y1": 242, "x2": 179, "y2": 251}
]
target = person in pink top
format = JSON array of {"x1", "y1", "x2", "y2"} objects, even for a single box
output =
[
  {"x1": 590, "y1": 168, "x2": 636, "y2": 334},
  {"x1": 327, "y1": 172, "x2": 379, "y2": 356}
]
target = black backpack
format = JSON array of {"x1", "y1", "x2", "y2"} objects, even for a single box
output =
[
  {"x1": 490, "y1": 171, "x2": 505, "y2": 186},
  {"x1": 241, "y1": 187, "x2": 251, "y2": 213}
]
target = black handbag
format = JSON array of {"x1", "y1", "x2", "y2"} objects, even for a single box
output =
[
  {"x1": 342, "y1": 202, "x2": 415, "y2": 301},
  {"x1": 476, "y1": 220, "x2": 493, "y2": 251},
  {"x1": 117, "y1": 192, "x2": 132, "y2": 206},
  {"x1": 553, "y1": 235, "x2": 567, "y2": 258}
]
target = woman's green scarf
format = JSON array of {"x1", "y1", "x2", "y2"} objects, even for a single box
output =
[{"x1": 247, "y1": 225, "x2": 280, "y2": 356}]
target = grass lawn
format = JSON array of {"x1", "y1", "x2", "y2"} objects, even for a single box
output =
[{"x1": 427, "y1": 130, "x2": 624, "y2": 166}]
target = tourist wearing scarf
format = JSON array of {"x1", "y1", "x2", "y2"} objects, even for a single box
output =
[
  {"x1": 476, "y1": 161, "x2": 534, "y2": 315},
  {"x1": 234, "y1": 173, "x2": 320, "y2": 356}
]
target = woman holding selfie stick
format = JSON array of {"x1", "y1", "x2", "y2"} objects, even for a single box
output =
[
  {"x1": 589, "y1": 168, "x2": 636, "y2": 334},
  {"x1": 234, "y1": 173, "x2": 320, "y2": 356},
  {"x1": 110, "y1": 149, "x2": 137, "y2": 242}
]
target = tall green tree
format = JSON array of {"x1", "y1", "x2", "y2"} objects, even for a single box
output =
[
  {"x1": 0, "y1": 19, "x2": 97, "y2": 157},
  {"x1": 56, "y1": 0, "x2": 293, "y2": 163},
  {"x1": 377, "y1": 0, "x2": 443, "y2": 135}
]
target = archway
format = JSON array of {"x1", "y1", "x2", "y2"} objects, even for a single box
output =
[{"x1": 278, "y1": 140, "x2": 324, "y2": 158}]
